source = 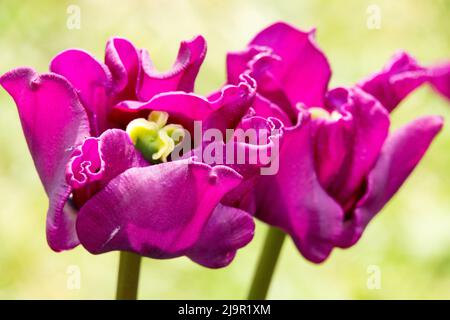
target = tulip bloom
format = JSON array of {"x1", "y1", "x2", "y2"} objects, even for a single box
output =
[
  {"x1": 0, "y1": 36, "x2": 276, "y2": 268},
  {"x1": 227, "y1": 22, "x2": 449, "y2": 263}
]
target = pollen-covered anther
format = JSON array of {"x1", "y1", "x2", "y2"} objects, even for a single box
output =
[{"x1": 126, "y1": 111, "x2": 185, "y2": 163}]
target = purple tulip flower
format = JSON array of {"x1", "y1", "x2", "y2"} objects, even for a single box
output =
[
  {"x1": 227, "y1": 22, "x2": 449, "y2": 263},
  {"x1": 0, "y1": 36, "x2": 276, "y2": 268}
]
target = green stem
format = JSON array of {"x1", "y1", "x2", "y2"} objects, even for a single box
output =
[
  {"x1": 247, "y1": 226, "x2": 286, "y2": 300},
  {"x1": 116, "y1": 251, "x2": 142, "y2": 300}
]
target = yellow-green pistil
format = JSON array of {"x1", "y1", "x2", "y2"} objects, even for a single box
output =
[{"x1": 126, "y1": 111, "x2": 185, "y2": 163}]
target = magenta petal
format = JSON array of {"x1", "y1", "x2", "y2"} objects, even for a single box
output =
[
  {"x1": 50, "y1": 49, "x2": 113, "y2": 134},
  {"x1": 113, "y1": 92, "x2": 213, "y2": 130},
  {"x1": 197, "y1": 115, "x2": 284, "y2": 210},
  {"x1": 253, "y1": 115, "x2": 343, "y2": 263},
  {"x1": 227, "y1": 47, "x2": 291, "y2": 117},
  {"x1": 199, "y1": 115, "x2": 284, "y2": 180},
  {"x1": 248, "y1": 22, "x2": 331, "y2": 108},
  {"x1": 357, "y1": 52, "x2": 429, "y2": 112},
  {"x1": 66, "y1": 129, "x2": 147, "y2": 206},
  {"x1": 232, "y1": 115, "x2": 284, "y2": 173},
  {"x1": 0, "y1": 68, "x2": 90, "y2": 250},
  {"x1": 186, "y1": 203, "x2": 255, "y2": 268},
  {"x1": 226, "y1": 46, "x2": 268, "y2": 85},
  {"x1": 76, "y1": 160, "x2": 244, "y2": 263},
  {"x1": 311, "y1": 110, "x2": 353, "y2": 192},
  {"x1": 359, "y1": 52, "x2": 450, "y2": 110},
  {"x1": 105, "y1": 37, "x2": 140, "y2": 99},
  {"x1": 203, "y1": 74, "x2": 256, "y2": 135},
  {"x1": 67, "y1": 137, "x2": 104, "y2": 190},
  {"x1": 323, "y1": 88, "x2": 390, "y2": 209},
  {"x1": 137, "y1": 35, "x2": 207, "y2": 101},
  {"x1": 113, "y1": 75, "x2": 256, "y2": 133},
  {"x1": 251, "y1": 94, "x2": 292, "y2": 126},
  {"x1": 338, "y1": 116, "x2": 444, "y2": 247},
  {"x1": 429, "y1": 62, "x2": 450, "y2": 100},
  {"x1": 219, "y1": 116, "x2": 284, "y2": 214}
]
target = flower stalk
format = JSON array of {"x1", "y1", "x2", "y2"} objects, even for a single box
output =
[
  {"x1": 247, "y1": 226, "x2": 286, "y2": 300},
  {"x1": 116, "y1": 251, "x2": 142, "y2": 300}
]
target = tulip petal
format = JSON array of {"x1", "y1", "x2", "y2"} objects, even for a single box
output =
[
  {"x1": 253, "y1": 114, "x2": 343, "y2": 263},
  {"x1": 137, "y1": 35, "x2": 207, "y2": 101},
  {"x1": 50, "y1": 49, "x2": 113, "y2": 134},
  {"x1": 66, "y1": 129, "x2": 147, "y2": 206},
  {"x1": 311, "y1": 109, "x2": 353, "y2": 192},
  {"x1": 228, "y1": 22, "x2": 331, "y2": 112},
  {"x1": 187, "y1": 203, "x2": 255, "y2": 268},
  {"x1": 359, "y1": 52, "x2": 450, "y2": 111},
  {"x1": 105, "y1": 37, "x2": 140, "y2": 99},
  {"x1": 338, "y1": 116, "x2": 444, "y2": 247},
  {"x1": 76, "y1": 159, "x2": 244, "y2": 264},
  {"x1": 358, "y1": 52, "x2": 430, "y2": 112},
  {"x1": 196, "y1": 115, "x2": 284, "y2": 181},
  {"x1": 429, "y1": 62, "x2": 450, "y2": 101},
  {"x1": 112, "y1": 74, "x2": 256, "y2": 133},
  {"x1": 251, "y1": 94, "x2": 292, "y2": 126},
  {"x1": 0, "y1": 67, "x2": 90, "y2": 250},
  {"x1": 113, "y1": 92, "x2": 212, "y2": 130},
  {"x1": 323, "y1": 88, "x2": 390, "y2": 210},
  {"x1": 203, "y1": 74, "x2": 256, "y2": 135},
  {"x1": 227, "y1": 46, "x2": 267, "y2": 85}
]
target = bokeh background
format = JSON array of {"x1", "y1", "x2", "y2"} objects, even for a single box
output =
[{"x1": 0, "y1": 0, "x2": 449, "y2": 299}]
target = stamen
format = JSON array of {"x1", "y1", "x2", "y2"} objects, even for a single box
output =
[{"x1": 126, "y1": 111, "x2": 185, "y2": 163}]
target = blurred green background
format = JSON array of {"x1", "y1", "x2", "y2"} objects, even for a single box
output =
[{"x1": 0, "y1": 0, "x2": 449, "y2": 299}]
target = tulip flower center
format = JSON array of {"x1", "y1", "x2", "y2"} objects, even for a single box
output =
[
  {"x1": 126, "y1": 111, "x2": 185, "y2": 163},
  {"x1": 309, "y1": 107, "x2": 341, "y2": 121}
]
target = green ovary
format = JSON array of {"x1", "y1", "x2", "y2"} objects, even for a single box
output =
[{"x1": 126, "y1": 111, "x2": 185, "y2": 163}]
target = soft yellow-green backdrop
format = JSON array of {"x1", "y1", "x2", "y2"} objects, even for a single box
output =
[{"x1": 0, "y1": 0, "x2": 449, "y2": 299}]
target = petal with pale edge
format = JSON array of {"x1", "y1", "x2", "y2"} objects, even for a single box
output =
[
  {"x1": 227, "y1": 22, "x2": 331, "y2": 111},
  {"x1": 337, "y1": 116, "x2": 444, "y2": 247},
  {"x1": 0, "y1": 67, "x2": 90, "y2": 250},
  {"x1": 66, "y1": 129, "x2": 148, "y2": 207},
  {"x1": 76, "y1": 159, "x2": 249, "y2": 267},
  {"x1": 253, "y1": 114, "x2": 343, "y2": 263},
  {"x1": 203, "y1": 74, "x2": 256, "y2": 135}
]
